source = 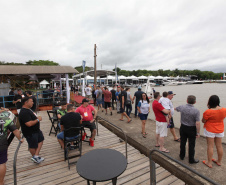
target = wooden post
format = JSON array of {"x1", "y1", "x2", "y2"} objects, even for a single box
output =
[{"x1": 94, "y1": 44, "x2": 97, "y2": 88}]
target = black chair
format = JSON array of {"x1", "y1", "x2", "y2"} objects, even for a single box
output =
[
  {"x1": 47, "y1": 110, "x2": 59, "y2": 136},
  {"x1": 64, "y1": 127, "x2": 83, "y2": 169}
]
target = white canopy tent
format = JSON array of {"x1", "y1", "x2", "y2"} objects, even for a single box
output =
[{"x1": 39, "y1": 80, "x2": 49, "y2": 89}]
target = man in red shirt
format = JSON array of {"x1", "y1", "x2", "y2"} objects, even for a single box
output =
[
  {"x1": 152, "y1": 92, "x2": 170, "y2": 153},
  {"x1": 101, "y1": 87, "x2": 112, "y2": 115},
  {"x1": 75, "y1": 98, "x2": 98, "y2": 147}
]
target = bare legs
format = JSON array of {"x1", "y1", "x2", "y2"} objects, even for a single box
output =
[
  {"x1": 141, "y1": 120, "x2": 146, "y2": 134},
  {"x1": 120, "y1": 112, "x2": 131, "y2": 122},
  {"x1": 0, "y1": 163, "x2": 6, "y2": 185},
  {"x1": 170, "y1": 128, "x2": 179, "y2": 140},
  {"x1": 29, "y1": 141, "x2": 43, "y2": 156},
  {"x1": 205, "y1": 137, "x2": 223, "y2": 167}
]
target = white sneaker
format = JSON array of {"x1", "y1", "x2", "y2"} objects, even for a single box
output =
[
  {"x1": 31, "y1": 156, "x2": 40, "y2": 164},
  {"x1": 38, "y1": 156, "x2": 45, "y2": 162}
]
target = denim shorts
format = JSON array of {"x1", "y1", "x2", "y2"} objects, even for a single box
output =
[
  {"x1": 25, "y1": 131, "x2": 44, "y2": 149},
  {"x1": 139, "y1": 113, "x2": 148, "y2": 120},
  {"x1": 57, "y1": 131, "x2": 80, "y2": 140},
  {"x1": 96, "y1": 99, "x2": 102, "y2": 105},
  {"x1": 0, "y1": 149, "x2": 7, "y2": 164}
]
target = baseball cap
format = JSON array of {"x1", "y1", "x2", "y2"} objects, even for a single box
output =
[
  {"x1": 138, "y1": 86, "x2": 142, "y2": 90},
  {"x1": 82, "y1": 98, "x2": 89, "y2": 103},
  {"x1": 168, "y1": 91, "x2": 176, "y2": 95}
]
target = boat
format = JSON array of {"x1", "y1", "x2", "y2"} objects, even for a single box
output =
[
  {"x1": 216, "y1": 80, "x2": 226, "y2": 83},
  {"x1": 187, "y1": 80, "x2": 204, "y2": 84}
]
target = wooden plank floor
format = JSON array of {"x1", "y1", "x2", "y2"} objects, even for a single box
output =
[{"x1": 5, "y1": 112, "x2": 184, "y2": 185}]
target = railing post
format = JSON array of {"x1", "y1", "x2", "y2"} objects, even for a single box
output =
[
  {"x1": 150, "y1": 154, "x2": 156, "y2": 185},
  {"x1": 3, "y1": 96, "x2": 5, "y2": 108}
]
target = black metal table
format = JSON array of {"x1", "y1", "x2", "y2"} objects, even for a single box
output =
[{"x1": 76, "y1": 148, "x2": 127, "y2": 185}]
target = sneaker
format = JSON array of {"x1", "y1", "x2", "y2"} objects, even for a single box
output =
[
  {"x1": 82, "y1": 133, "x2": 87, "y2": 141},
  {"x1": 89, "y1": 138, "x2": 94, "y2": 147},
  {"x1": 38, "y1": 156, "x2": 45, "y2": 162},
  {"x1": 31, "y1": 156, "x2": 40, "y2": 164}
]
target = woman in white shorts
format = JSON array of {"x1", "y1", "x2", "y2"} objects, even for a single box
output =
[{"x1": 202, "y1": 95, "x2": 226, "y2": 168}]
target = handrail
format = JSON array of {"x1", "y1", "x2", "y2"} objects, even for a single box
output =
[
  {"x1": 149, "y1": 149, "x2": 219, "y2": 185},
  {"x1": 96, "y1": 116, "x2": 128, "y2": 160},
  {"x1": 13, "y1": 135, "x2": 23, "y2": 185}
]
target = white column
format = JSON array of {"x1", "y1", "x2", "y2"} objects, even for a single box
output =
[
  {"x1": 65, "y1": 74, "x2": 70, "y2": 103},
  {"x1": 60, "y1": 77, "x2": 62, "y2": 95}
]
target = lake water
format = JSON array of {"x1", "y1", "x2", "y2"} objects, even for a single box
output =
[{"x1": 129, "y1": 83, "x2": 226, "y2": 143}]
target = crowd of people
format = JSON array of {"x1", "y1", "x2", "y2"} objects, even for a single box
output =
[{"x1": 0, "y1": 86, "x2": 226, "y2": 184}]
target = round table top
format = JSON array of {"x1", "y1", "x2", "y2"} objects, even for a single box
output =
[{"x1": 76, "y1": 148, "x2": 127, "y2": 182}]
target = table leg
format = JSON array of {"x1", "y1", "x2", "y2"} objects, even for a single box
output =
[
  {"x1": 87, "y1": 180, "x2": 90, "y2": 185},
  {"x1": 93, "y1": 181, "x2": 96, "y2": 185},
  {"x1": 112, "y1": 177, "x2": 117, "y2": 185}
]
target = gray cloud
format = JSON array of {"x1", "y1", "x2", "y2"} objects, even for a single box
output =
[{"x1": 0, "y1": 0, "x2": 226, "y2": 73}]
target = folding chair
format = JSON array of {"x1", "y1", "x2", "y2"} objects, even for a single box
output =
[
  {"x1": 64, "y1": 127, "x2": 82, "y2": 169},
  {"x1": 47, "y1": 110, "x2": 59, "y2": 136}
]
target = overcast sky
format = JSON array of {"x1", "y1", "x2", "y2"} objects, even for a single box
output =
[{"x1": 0, "y1": 0, "x2": 226, "y2": 72}]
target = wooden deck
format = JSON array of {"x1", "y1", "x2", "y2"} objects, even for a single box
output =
[{"x1": 5, "y1": 111, "x2": 184, "y2": 185}]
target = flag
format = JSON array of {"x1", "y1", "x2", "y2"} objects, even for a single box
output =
[{"x1": 82, "y1": 60, "x2": 86, "y2": 73}]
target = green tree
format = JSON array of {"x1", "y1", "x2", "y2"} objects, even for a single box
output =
[
  {"x1": 113, "y1": 67, "x2": 121, "y2": 73},
  {"x1": 74, "y1": 66, "x2": 92, "y2": 73},
  {"x1": 26, "y1": 60, "x2": 59, "y2": 66}
]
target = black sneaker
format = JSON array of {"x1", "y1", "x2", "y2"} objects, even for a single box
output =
[{"x1": 31, "y1": 156, "x2": 40, "y2": 164}]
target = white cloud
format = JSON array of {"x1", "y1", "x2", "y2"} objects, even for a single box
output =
[{"x1": 0, "y1": 0, "x2": 226, "y2": 72}]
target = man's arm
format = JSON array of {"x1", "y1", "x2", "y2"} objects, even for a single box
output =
[
  {"x1": 57, "y1": 113, "x2": 61, "y2": 119},
  {"x1": 196, "y1": 121, "x2": 200, "y2": 137},
  {"x1": 91, "y1": 109, "x2": 98, "y2": 123},
  {"x1": 162, "y1": 109, "x2": 170, "y2": 114},
  {"x1": 202, "y1": 117, "x2": 206, "y2": 123},
  {"x1": 61, "y1": 125, "x2": 64, "y2": 131},
  {"x1": 13, "y1": 129, "x2": 24, "y2": 142},
  {"x1": 122, "y1": 96, "x2": 125, "y2": 108},
  {"x1": 25, "y1": 116, "x2": 42, "y2": 127}
]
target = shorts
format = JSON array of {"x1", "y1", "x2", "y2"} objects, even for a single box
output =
[
  {"x1": 25, "y1": 131, "x2": 44, "y2": 149},
  {"x1": 169, "y1": 117, "x2": 175, "y2": 128},
  {"x1": 0, "y1": 149, "x2": 7, "y2": 164},
  {"x1": 104, "y1": 102, "x2": 111, "y2": 109},
  {"x1": 57, "y1": 131, "x2": 80, "y2": 141},
  {"x1": 82, "y1": 121, "x2": 96, "y2": 132},
  {"x1": 156, "y1": 121, "x2": 168, "y2": 137},
  {"x1": 120, "y1": 107, "x2": 125, "y2": 113},
  {"x1": 96, "y1": 99, "x2": 102, "y2": 105},
  {"x1": 203, "y1": 128, "x2": 224, "y2": 138},
  {"x1": 139, "y1": 113, "x2": 148, "y2": 120}
]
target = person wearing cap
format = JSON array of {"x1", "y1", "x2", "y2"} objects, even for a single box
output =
[
  {"x1": 175, "y1": 95, "x2": 200, "y2": 164},
  {"x1": 167, "y1": 91, "x2": 180, "y2": 142},
  {"x1": 13, "y1": 88, "x2": 24, "y2": 114},
  {"x1": 26, "y1": 91, "x2": 37, "y2": 112},
  {"x1": 152, "y1": 92, "x2": 170, "y2": 153},
  {"x1": 119, "y1": 86, "x2": 131, "y2": 123},
  {"x1": 133, "y1": 86, "x2": 144, "y2": 118},
  {"x1": 75, "y1": 98, "x2": 98, "y2": 147}
]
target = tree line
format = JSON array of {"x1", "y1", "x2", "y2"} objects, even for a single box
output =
[
  {"x1": 0, "y1": 60, "x2": 223, "y2": 80},
  {"x1": 113, "y1": 68, "x2": 223, "y2": 80}
]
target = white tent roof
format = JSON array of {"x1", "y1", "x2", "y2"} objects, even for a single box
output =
[
  {"x1": 107, "y1": 75, "x2": 115, "y2": 79},
  {"x1": 86, "y1": 75, "x2": 94, "y2": 80},
  {"x1": 40, "y1": 80, "x2": 49, "y2": 85},
  {"x1": 138, "y1": 75, "x2": 148, "y2": 79},
  {"x1": 118, "y1": 75, "x2": 127, "y2": 79},
  {"x1": 155, "y1": 76, "x2": 164, "y2": 79},
  {"x1": 148, "y1": 76, "x2": 155, "y2": 80},
  {"x1": 126, "y1": 75, "x2": 138, "y2": 80}
]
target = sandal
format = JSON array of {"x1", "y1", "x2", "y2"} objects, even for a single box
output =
[
  {"x1": 212, "y1": 159, "x2": 221, "y2": 166},
  {"x1": 155, "y1": 145, "x2": 160, "y2": 147},
  {"x1": 202, "y1": 160, "x2": 212, "y2": 168},
  {"x1": 141, "y1": 132, "x2": 148, "y2": 135},
  {"x1": 160, "y1": 149, "x2": 170, "y2": 153},
  {"x1": 127, "y1": 119, "x2": 132, "y2": 123},
  {"x1": 119, "y1": 119, "x2": 124, "y2": 121},
  {"x1": 174, "y1": 138, "x2": 180, "y2": 142},
  {"x1": 142, "y1": 133, "x2": 146, "y2": 138}
]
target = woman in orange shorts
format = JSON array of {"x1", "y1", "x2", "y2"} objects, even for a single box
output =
[{"x1": 202, "y1": 95, "x2": 226, "y2": 168}]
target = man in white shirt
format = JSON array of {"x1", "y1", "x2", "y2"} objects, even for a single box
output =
[{"x1": 85, "y1": 85, "x2": 92, "y2": 99}]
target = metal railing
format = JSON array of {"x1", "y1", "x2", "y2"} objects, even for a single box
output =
[
  {"x1": 96, "y1": 116, "x2": 128, "y2": 160},
  {"x1": 149, "y1": 149, "x2": 219, "y2": 185},
  {"x1": 0, "y1": 95, "x2": 15, "y2": 108},
  {"x1": 13, "y1": 136, "x2": 23, "y2": 185}
]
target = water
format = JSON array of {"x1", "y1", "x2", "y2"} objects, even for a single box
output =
[{"x1": 129, "y1": 83, "x2": 226, "y2": 143}]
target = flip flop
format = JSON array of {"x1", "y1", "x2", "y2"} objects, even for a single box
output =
[
  {"x1": 202, "y1": 160, "x2": 212, "y2": 168},
  {"x1": 160, "y1": 149, "x2": 170, "y2": 153},
  {"x1": 174, "y1": 138, "x2": 180, "y2": 142},
  {"x1": 155, "y1": 145, "x2": 160, "y2": 147},
  {"x1": 212, "y1": 159, "x2": 221, "y2": 166},
  {"x1": 119, "y1": 119, "x2": 124, "y2": 121},
  {"x1": 142, "y1": 133, "x2": 146, "y2": 138},
  {"x1": 127, "y1": 119, "x2": 132, "y2": 123},
  {"x1": 141, "y1": 132, "x2": 148, "y2": 135}
]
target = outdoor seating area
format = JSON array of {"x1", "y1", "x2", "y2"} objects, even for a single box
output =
[{"x1": 5, "y1": 111, "x2": 184, "y2": 185}]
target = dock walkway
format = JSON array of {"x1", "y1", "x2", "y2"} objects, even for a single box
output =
[{"x1": 5, "y1": 111, "x2": 183, "y2": 185}]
